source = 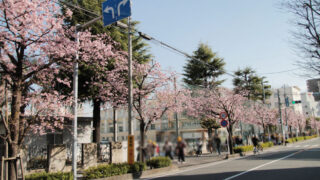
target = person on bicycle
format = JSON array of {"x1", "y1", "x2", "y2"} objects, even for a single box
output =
[{"x1": 252, "y1": 135, "x2": 260, "y2": 153}]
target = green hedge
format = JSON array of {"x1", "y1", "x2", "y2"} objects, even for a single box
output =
[
  {"x1": 287, "y1": 135, "x2": 318, "y2": 143},
  {"x1": 233, "y1": 145, "x2": 253, "y2": 153},
  {"x1": 84, "y1": 162, "x2": 146, "y2": 179},
  {"x1": 234, "y1": 142, "x2": 273, "y2": 154},
  {"x1": 25, "y1": 172, "x2": 73, "y2": 180},
  {"x1": 261, "y1": 141, "x2": 273, "y2": 148},
  {"x1": 147, "y1": 157, "x2": 171, "y2": 169}
]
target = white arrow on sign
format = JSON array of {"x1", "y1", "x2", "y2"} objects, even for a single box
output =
[
  {"x1": 117, "y1": 0, "x2": 129, "y2": 16},
  {"x1": 104, "y1": 6, "x2": 115, "y2": 19}
]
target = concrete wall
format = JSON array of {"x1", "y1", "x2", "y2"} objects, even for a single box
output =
[
  {"x1": 47, "y1": 145, "x2": 67, "y2": 172},
  {"x1": 81, "y1": 143, "x2": 97, "y2": 169}
]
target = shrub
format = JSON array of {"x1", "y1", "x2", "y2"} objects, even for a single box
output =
[
  {"x1": 261, "y1": 142, "x2": 273, "y2": 148},
  {"x1": 147, "y1": 157, "x2": 171, "y2": 169},
  {"x1": 233, "y1": 145, "x2": 253, "y2": 153},
  {"x1": 129, "y1": 162, "x2": 147, "y2": 173},
  {"x1": 25, "y1": 172, "x2": 73, "y2": 180},
  {"x1": 84, "y1": 163, "x2": 130, "y2": 179},
  {"x1": 83, "y1": 162, "x2": 147, "y2": 179},
  {"x1": 287, "y1": 135, "x2": 317, "y2": 143}
]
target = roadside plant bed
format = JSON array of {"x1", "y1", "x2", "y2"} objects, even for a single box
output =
[
  {"x1": 25, "y1": 172, "x2": 73, "y2": 180},
  {"x1": 287, "y1": 135, "x2": 317, "y2": 143},
  {"x1": 84, "y1": 162, "x2": 146, "y2": 179},
  {"x1": 147, "y1": 157, "x2": 171, "y2": 169},
  {"x1": 261, "y1": 141, "x2": 273, "y2": 148},
  {"x1": 234, "y1": 142, "x2": 274, "y2": 154},
  {"x1": 233, "y1": 145, "x2": 253, "y2": 154}
]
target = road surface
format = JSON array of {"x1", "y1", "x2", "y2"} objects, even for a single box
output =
[{"x1": 145, "y1": 138, "x2": 320, "y2": 180}]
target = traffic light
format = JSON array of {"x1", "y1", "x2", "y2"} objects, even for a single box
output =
[{"x1": 292, "y1": 100, "x2": 301, "y2": 104}]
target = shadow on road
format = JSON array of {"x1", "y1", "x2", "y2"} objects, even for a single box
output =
[
  {"x1": 242, "y1": 148, "x2": 320, "y2": 161},
  {"x1": 151, "y1": 167, "x2": 320, "y2": 180}
]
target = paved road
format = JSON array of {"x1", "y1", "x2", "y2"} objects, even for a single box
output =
[{"x1": 144, "y1": 138, "x2": 320, "y2": 180}]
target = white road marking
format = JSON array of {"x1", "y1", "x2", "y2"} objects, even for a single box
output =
[
  {"x1": 304, "y1": 145, "x2": 310, "y2": 147},
  {"x1": 223, "y1": 149, "x2": 305, "y2": 180}
]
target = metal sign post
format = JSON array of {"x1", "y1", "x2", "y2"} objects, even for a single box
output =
[{"x1": 102, "y1": 0, "x2": 133, "y2": 164}]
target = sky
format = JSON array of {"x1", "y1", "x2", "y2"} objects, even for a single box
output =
[{"x1": 130, "y1": 0, "x2": 311, "y2": 92}]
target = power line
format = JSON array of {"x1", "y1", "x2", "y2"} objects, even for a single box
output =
[{"x1": 260, "y1": 68, "x2": 300, "y2": 75}]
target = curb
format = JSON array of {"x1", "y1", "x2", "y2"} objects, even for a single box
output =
[{"x1": 92, "y1": 165, "x2": 178, "y2": 180}]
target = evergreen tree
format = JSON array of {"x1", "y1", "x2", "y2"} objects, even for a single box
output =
[
  {"x1": 183, "y1": 43, "x2": 225, "y2": 89},
  {"x1": 232, "y1": 67, "x2": 271, "y2": 101}
]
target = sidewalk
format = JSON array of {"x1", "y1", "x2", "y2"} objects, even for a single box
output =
[{"x1": 172, "y1": 152, "x2": 229, "y2": 168}]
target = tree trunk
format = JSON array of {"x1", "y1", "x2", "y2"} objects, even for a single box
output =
[
  {"x1": 214, "y1": 128, "x2": 218, "y2": 136},
  {"x1": 9, "y1": 83, "x2": 22, "y2": 180},
  {"x1": 113, "y1": 107, "x2": 118, "y2": 142},
  {"x1": 139, "y1": 122, "x2": 145, "y2": 162},
  {"x1": 227, "y1": 125, "x2": 234, "y2": 154},
  {"x1": 92, "y1": 99, "x2": 101, "y2": 143},
  {"x1": 207, "y1": 128, "x2": 212, "y2": 139}
]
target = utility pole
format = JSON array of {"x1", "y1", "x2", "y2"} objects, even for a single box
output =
[
  {"x1": 277, "y1": 89, "x2": 285, "y2": 144},
  {"x1": 283, "y1": 85, "x2": 288, "y2": 139},
  {"x1": 174, "y1": 77, "x2": 179, "y2": 139},
  {"x1": 72, "y1": 25, "x2": 80, "y2": 180},
  {"x1": 128, "y1": 17, "x2": 133, "y2": 136},
  {"x1": 311, "y1": 107, "x2": 319, "y2": 136},
  {"x1": 262, "y1": 81, "x2": 270, "y2": 141},
  {"x1": 4, "y1": 81, "x2": 8, "y2": 180}
]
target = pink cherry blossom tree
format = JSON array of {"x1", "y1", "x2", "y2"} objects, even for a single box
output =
[
  {"x1": 185, "y1": 88, "x2": 221, "y2": 138},
  {"x1": 132, "y1": 63, "x2": 189, "y2": 161},
  {"x1": 252, "y1": 103, "x2": 278, "y2": 138},
  {"x1": 0, "y1": 1, "x2": 82, "y2": 178},
  {"x1": 192, "y1": 88, "x2": 247, "y2": 154}
]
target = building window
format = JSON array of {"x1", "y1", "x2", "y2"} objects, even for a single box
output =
[
  {"x1": 109, "y1": 127, "x2": 114, "y2": 133},
  {"x1": 47, "y1": 133, "x2": 63, "y2": 145},
  {"x1": 119, "y1": 126, "x2": 123, "y2": 132},
  {"x1": 151, "y1": 124, "x2": 156, "y2": 130}
]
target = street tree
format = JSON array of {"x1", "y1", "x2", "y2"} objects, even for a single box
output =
[
  {"x1": 0, "y1": 1, "x2": 77, "y2": 178},
  {"x1": 212, "y1": 88, "x2": 247, "y2": 154},
  {"x1": 187, "y1": 88, "x2": 247, "y2": 154},
  {"x1": 252, "y1": 103, "x2": 277, "y2": 138},
  {"x1": 183, "y1": 43, "x2": 225, "y2": 89},
  {"x1": 185, "y1": 89, "x2": 221, "y2": 139},
  {"x1": 233, "y1": 67, "x2": 271, "y2": 101},
  {"x1": 132, "y1": 62, "x2": 189, "y2": 161},
  {"x1": 284, "y1": 0, "x2": 320, "y2": 75}
]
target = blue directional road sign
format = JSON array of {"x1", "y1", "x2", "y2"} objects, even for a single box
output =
[{"x1": 102, "y1": 0, "x2": 131, "y2": 26}]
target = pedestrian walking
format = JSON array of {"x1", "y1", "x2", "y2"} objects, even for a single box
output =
[
  {"x1": 163, "y1": 140, "x2": 173, "y2": 160},
  {"x1": 208, "y1": 136, "x2": 214, "y2": 153},
  {"x1": 214, "y1": 135, "x2": 221, "y2": 155},
  {"x1": 136, "y1": 142, "x2": 146, "y2": 162},
  {"x1": 196, "y1": 139, "x2": 203, "y2": 156},
  {"x1": 146, "y1": 140, "x2": 156, "y2": 160},
  {"x1": 175, "y1": 136, "x2": 186, "y2": 163}
]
